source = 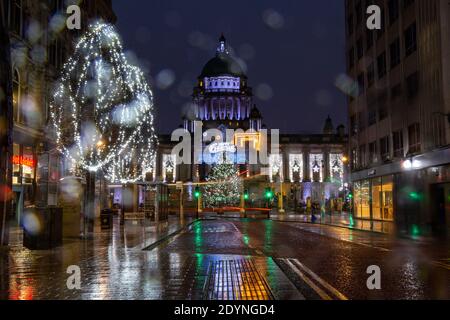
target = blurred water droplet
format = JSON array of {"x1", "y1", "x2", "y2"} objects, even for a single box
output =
[
  {"x1": 315, "y1": 90, "x2": 332, "y2": 107},
  {"x1": 31, "y1": 45, "x2": 47, "y2": 64},
  {"x1": 335, "y1": 74, "x2": 359, "y2": 97},
  {"x1": 23, "y1": 210, "x2": 42, "y2": 236},
  {"x1": 49, "y1": 13, "x2": 66, "y2": 35},
  {"x1": 26, "y1": 20, "x2": 43, "y2": 44},
  {"x1": 262, "y1": 9, "x2": 285, "y2": 30},
  {"x1": 255, "y1": 83, "x2": 274, "y2": 101},
  {"x1": 156, "y1": 69, "x2": 176, "y2": 90},
  {"x1": 182, "y1": 103, "x2": 197, "y2": 121}
]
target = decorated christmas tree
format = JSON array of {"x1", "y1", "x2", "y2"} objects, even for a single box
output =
[
  {"x1": 50, "y1": 22, "x2": 157, "y2": 183},
  {"x1": 203, "y1": 163, "x2": 242, "y2": 208}
]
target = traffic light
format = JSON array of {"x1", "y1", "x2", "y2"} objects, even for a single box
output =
[
  {"x1": 265, "y1": 187, "x2": 274, "y2": 199},
  {"x1": 194, "y1": 186, "x2": 201, "y2": 199},
  {"x1": 244, "y1": 189, "x2": 249, "y2": 200}
]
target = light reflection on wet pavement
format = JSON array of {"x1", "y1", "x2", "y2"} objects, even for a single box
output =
[{"x1": 0, "y1": 217, "x2": 448, "y2": 300}]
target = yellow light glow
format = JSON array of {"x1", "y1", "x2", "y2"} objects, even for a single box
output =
[{"x1": 234, "y1": 132, "x2": 261, "y2": 151}]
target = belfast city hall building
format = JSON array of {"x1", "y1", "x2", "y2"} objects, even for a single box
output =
[{"x1": 120, "y1": 36, "x2": 349, "y2": 212}]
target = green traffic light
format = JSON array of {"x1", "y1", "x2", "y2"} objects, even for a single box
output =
[{"x1": 194, "y1": 187, "x2": 201, "y2": 199}]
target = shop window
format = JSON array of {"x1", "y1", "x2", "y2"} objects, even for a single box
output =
[
  {"x1": 381, "y1": 176, "x2": 394, "y2": 221},
  {"x1": 372, "y1": 178, "x2": 382, "y2": 220},
  {"x1": 22, "y1": 147, "x2": 35, "y2": 184},
  {"x1": 12, "y1": 144, "x2": 35, "y2": 185},
  {"x1": 13, "y1": 144, "x2": 21, "y2": 185},
  {"x1": 354, "y1": 180, "x2": 370, "y2": 219}
]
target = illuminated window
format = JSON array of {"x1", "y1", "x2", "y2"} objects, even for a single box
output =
[
  {"x1": 289, "y1": 154, "x2": 303, "y2": 183},
  {"x1": 329, "y1": 153, "x2": 344, "y2": 184},
  {"x1": 309, "y1": 154, "x2": 323, "y2": 182},
  {"x1": 372, "y1": 178, "x2": 382, "y2": 220},
  {"x1": 13, "y1": 144, "x2": 20, "y2": 185},
  {"x1": 381, "y1": 176, "x2": 394, "y2": 221},
  {"x1": 162, "y1": 154, "x2": 176, "y2": 183},
  {"x1": 354, "y1": 180, "x2": 370, "y2": 219},
  {"x1": 22, "y1": 147, "x2": 35, "y2": 184},
  {"x1": 269, "y1": 154, "x2": 283, "y2": 183}
]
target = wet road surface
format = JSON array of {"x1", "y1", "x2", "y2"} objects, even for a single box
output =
[{"x1": 0, "y1": 217, "x2": 448, "y2": 300}]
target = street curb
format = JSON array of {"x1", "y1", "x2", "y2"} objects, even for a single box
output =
[
  {"x1": 271, "y1": 219, "x2": 388, "y2": 235},
  {"x1": 140, "y1": 219, "x2": 202, "y2": 251}
]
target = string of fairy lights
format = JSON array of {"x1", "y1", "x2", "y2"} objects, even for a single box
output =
[
  {"x1": 50, "y1": 22, "x2": 157, "y2": 183},
  {"x1": 203, "y1": 163, "x2": 242, "y2": 208}
]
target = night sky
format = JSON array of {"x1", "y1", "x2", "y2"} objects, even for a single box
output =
[{"x1": 112, "y1": 0, "x2": 347, "y2": 134}]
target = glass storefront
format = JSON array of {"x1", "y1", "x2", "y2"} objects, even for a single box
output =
[
  {"x1": 354, "y1": 180, "x2": 370, "y2": 219},
  {"x1": 12, "y1": 143, "x2": 37, "y2": 224},
  {"x1": 354, "y1": 175, "x2": 394, "y2": 222}
]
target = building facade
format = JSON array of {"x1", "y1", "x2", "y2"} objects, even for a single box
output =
[
  {"x1": 150, "y1": 36, "x2": 349, "y2": 211},
  {"x1": 345, "y1": 0, "x2": 450, "y2": 236},
  {"x1": 3, "y1": 0, "x2": 116, "y2": 235}
]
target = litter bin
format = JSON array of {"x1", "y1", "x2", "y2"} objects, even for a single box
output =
[
  {"x1": 100, "y1": 209, "x2": 113, "y2": 230},
  {"x1": 23, "y1": 207, "x2": 63, "y2": 250}
]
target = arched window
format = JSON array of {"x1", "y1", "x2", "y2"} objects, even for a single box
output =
[
  {"x1": 10, "y1": 0, "x2": 23, "y2": 36},
  {"x1": 12, "y1": 69, "x2": 20, "y2": 122}
]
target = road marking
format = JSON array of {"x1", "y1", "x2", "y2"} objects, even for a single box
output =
[
  {"x1": 281, "y1": 258, "x2": 333, "y2": 300},
  {"x1": 286, "y1": 223, "x2": 392, "y2": 252},
  {"x1": 291, "y1": 259, "x2": 348, "y2": 300}
]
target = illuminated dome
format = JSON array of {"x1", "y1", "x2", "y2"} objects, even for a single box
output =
[{"x1": 200, "y1": 35, "x2": 246, "y2": 78}]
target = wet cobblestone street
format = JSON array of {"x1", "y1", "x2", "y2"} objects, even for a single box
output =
[{"x1": 0, "y1": 216, "x2": 448, "y2": 300}]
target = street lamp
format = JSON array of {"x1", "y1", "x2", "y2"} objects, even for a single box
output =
[{"x1": 402, "y1": 158, "x2": 422, "y2": 170}]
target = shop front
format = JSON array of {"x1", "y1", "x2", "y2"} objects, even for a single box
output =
[
  {"x1": 12, "y1": 143, "x2": 36, "y2": 226},
  {"x1": 353, "y1": 175, "x2": 395, "y2": 234}
]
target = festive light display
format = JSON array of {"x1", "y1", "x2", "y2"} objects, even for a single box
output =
[
  {"x1": 203, "y1": 163, "x2": 242, "y2": 208},
  {"x1": 50, "y1": 22, "x2": 157, "y2": 183},
  {"x1": 289, "y1": 154, "x2": 303, "y2": 183},
  {"x1": 269, "y1": 154, "x2": 283, "y2": 183},
  {"x1": 309, "y1": 154, "x2": 324, "y2": 182}
]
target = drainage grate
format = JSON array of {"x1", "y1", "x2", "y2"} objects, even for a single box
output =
[{"x1": 203, "y1": 259, "x2": 274, "y2": 300}]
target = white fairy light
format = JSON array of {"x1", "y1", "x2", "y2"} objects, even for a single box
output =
[{"x1": 50, "y1": 22, "x2": 157, "y2": 183}]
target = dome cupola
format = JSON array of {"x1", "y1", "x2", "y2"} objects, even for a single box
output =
[{"x1": 200, "y1": 34, "x2": 246, "y2": 79}]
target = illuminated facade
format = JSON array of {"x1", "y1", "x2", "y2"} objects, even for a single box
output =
[
  {"x1": 4, "y1": 0, "x2": 116, "y2": 227},
  {"x1": 346, "y1": 0, "x2": 450, "y2": 236},
  {"x1": 155, "y1": 36, "x2": 349, "y2": 208}
]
